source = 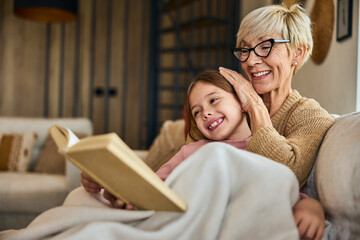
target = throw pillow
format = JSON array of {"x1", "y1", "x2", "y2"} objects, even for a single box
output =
[
  {"x1": 35, "y1": 132, "x2": 87, "y2": 174},
  {"x1": 0, "y1": 132, "x2": 37, "y2": 172}
]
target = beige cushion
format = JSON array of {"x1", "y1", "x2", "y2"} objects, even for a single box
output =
[
  {"x1": 315, "y1": 112, "x2": 360, "y2": 236},
  {"x1": 0, "y1": 133, "x2": 37, "y2": 172},
  {"x1": 35, "y1": 132, "x2": 87, "y2": 174},
  {"x1": 144, "y1": 119, "x2": 185, "y2": 171}
]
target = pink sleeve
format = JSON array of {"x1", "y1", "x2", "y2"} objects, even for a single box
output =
[
  {"x1": 156, "y1": 147, "x2": 186, "y2": 181},
  {"x1": 299, "y1": 192, "x2": 309, "y2": 200}
]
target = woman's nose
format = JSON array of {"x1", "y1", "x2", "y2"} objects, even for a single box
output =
[{"x1": 246, "y1": 51, "x2": 262, "y2": 65}]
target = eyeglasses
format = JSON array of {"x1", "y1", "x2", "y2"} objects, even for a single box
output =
[{"x1": 232, "y1": 38, "x2": 290, "y2": 63}]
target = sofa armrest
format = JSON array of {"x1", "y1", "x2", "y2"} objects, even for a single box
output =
[{"x1": 314, "y1": 111, "x2": 360, "y2": 238}]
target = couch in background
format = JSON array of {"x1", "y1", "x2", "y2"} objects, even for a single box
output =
[{"x1": 0, "y1": 117, "x2": 93, "y2": 230}]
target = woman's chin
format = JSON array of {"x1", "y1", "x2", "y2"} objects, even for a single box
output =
[{"x1": 253, "y1": 86, "x2": 270, "y2": 95}]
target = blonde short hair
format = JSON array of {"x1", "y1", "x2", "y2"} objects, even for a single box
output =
[{"x1": 237, "y1": 3, "x2": 312, "y2": 74}]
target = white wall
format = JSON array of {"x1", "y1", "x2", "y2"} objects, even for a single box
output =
[
  {"x1": 293, "y1": 0, "x2": 359, "y2": 115},
  {"x1": 240, "y1": 0, "x2": 359, "y2": 115}
]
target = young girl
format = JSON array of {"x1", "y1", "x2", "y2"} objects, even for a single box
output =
[
  {"x1": 156, "y1": 70, "x2": 252, "y2": 180},
  {"x1": 81, "y1": 70, "x2": 325, "y2": 240}
]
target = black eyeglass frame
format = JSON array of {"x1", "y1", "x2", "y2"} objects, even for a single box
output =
[{"x1": 232, "y1": 38, "x2": 290, "y2": 63}]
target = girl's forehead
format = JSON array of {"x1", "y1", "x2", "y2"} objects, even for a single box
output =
[
  {"x1": 191, "y1": 82, "x2": 219, "y2": 93},
  {"x1": 190, "y1": 82, "x2": 220, "y2": 100}
]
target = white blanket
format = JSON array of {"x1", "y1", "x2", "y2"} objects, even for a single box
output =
[{"x1": 1, "y1": 142, "x2": 300, "y2": 240}]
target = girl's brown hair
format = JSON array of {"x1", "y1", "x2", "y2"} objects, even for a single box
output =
[{"x1": 185, "y1": 70, "x2": 238, "y2": 141}]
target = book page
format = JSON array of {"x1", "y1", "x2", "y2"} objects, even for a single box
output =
[{"x1": 65, "y1": 127, "x2": 80, "y2": 148}]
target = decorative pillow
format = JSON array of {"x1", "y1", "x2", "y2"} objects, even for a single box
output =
[
  {"x1": 0, "y1": 132, "x2": 37, "y2": 172},
  {"x1": 34, "y1": 132, "x2": 87, "y2": 174}
]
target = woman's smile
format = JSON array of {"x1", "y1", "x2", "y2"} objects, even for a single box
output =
[{"x1": 252, "y1": 70, "x2": 271, "y2": 78}]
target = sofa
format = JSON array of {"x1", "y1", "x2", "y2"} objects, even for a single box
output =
[
  {"x1": 0, "y1": 117, "x2": 93, "y2": 230},
  {"x1": 143, "y1": 112, "x2": 360, "y2": 238},
  {"x1": 1, "y1": 111, "x2": 359, "y2": 238}
]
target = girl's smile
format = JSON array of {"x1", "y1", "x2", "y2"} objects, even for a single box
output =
[{"x1": 207, "y1": 117, "x2": 224, "y2": 131}]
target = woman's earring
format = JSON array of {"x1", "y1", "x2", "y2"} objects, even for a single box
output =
[{"x1": 294, "y1": 62, "x2": 298, "y2": 66}]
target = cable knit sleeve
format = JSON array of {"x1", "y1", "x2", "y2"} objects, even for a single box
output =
[{"x1": 247, "y1": 97, "x2": 334, "y2": 188}]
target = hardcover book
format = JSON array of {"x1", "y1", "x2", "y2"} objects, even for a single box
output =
[{"x1": 49, "y1": 125, "x2": 186, "y2": 212}]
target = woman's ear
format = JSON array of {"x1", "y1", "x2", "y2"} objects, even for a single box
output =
[{"x1": 292, "y1": 44, "x2": 306, "y2": 66}]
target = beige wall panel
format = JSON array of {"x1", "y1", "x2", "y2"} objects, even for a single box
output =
[
  {"x1": 19, "y1": 20, "x2": 46, "y2": 116},
  {"x1": 62, "y1": 22, "x2": 77, "y2": 117},
  {"x1": 0, "y1": 0, "x2": 20, "y2": 115},
  {"x1": 78, "y1": 0, "x2": 92, "y2": 118},
  {"x1": 108, "y1": 0, "x2": 125, "y2": 135},
  {"x1": 48, "y1": 24, "x2": 61, "y2": 117},
  {"x1": 141, "y1": 2, "x2": 150, "y2": 148},
  {"x1": 124, "y1": 0, "x2": 144, "y2": 148},
  {"x1": 0, "y1": 0, "x2": 46, "y2": 117},
  {"x1": 92, "y1": 0, "x2": 108, "y2": 134}
]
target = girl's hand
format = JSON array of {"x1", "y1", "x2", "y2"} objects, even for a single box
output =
[
  {"x1": 293, "y1": 198, "x2": 325, "y2": 240},
  {"x1": 80, "y1": 171, "x2": 102, "y2": 193},
  {"x1": 103, "y1": 190, "x2": 135, "y2": 210}
]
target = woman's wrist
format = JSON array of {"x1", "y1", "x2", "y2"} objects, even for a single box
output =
[{"x1": 247, "y1": 103, "x2": 272, "y2": 134}]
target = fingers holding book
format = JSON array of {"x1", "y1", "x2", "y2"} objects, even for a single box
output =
[
  {"x1": 80, "y1": 171, "x2": 135, "y2": 210},
  {"x1": 80, "y1": 171, "x2": 102, "y2": 193},
  {"x1": 103, "y1": 190, "x2": 135, "y2": 210}
]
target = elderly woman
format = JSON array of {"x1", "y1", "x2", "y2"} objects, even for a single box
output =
[{"x1": 216, "y1": 3, "x2": 334, "y2": 188}]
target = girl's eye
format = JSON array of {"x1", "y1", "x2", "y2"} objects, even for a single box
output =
[
  {"x1": 210, "y1": 98, "x2": 218, "y2": 104},
  {"x1": 193, "y1": 110, "x2": 200, "y2": 117}
]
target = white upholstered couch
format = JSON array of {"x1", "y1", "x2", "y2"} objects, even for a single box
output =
[
  {"x1": 0, "y1": 117, "x2": 93, "y2": 230},
  {"x1": 1, "y1": 112, "x2": 359, "y2": 238}
]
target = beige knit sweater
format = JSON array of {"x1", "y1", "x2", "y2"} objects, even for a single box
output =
[{"x1": 247, "y1": 90, "x2": 334, "y2": 188}]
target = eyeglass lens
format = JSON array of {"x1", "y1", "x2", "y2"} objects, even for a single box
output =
[{"x1": 234, "y1": 40, "x2": 273, "y2": 62}]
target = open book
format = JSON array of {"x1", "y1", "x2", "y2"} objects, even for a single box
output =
[{"x1": 49, "y1": 125, "x2": 186, "y2": 212}]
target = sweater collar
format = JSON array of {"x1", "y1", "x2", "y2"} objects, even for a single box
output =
[{"x1": 271, "y1": 90, "x2": 302, "y2": 128}]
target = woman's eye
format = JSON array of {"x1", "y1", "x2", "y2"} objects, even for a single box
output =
[
  {"x1": 260, "y1": 44, "x2": 272, "y2": 50},
  {"x1": 193, "y1": 110, "x2": 200, "y2": 117},
  {"x1": 240, "y1": 49, "x2": 249, "y2": 54}
]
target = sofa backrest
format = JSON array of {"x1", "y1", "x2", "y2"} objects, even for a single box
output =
[{"x1": 0, "y1": 117, "x2": 93, "y2": 168}]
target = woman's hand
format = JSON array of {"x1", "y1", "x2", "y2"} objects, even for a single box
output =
[
  {"x1": 219, "y1": 67, "x2": 261, "y2": 112},
  {"x1": 293, "y1": 198, "x2": 325, "y2": 240},
  {"x1": 103, "y1": 190, "x2": 135, "y2": 210},
  {"x1": 80, "y1": 171, "x2": 102, "y2": 193},
  {"x1": 219, "y1": 67, "x2": 272, "y2": 133}
]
